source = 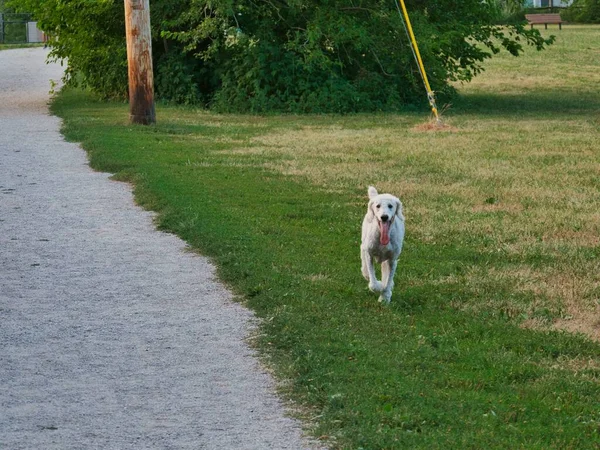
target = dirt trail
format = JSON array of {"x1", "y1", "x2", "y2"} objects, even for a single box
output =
[{"x1": 0, "y1": 47, "x2": 314, "y2": 449}]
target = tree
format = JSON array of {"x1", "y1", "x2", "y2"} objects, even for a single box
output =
[
  {"x1": 12, "y1": 0, "x2": 554, "y2": 113},
  {"x1": 11, "y1": 0, "x2": 129, "y2": 98},
  {"x1": 562, "y1": 0, "x2": 600, "y2": 23}
]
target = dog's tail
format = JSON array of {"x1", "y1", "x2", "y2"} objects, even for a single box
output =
[{"x1": 368, "y1": 186, "x2": 378, "y2": 199}]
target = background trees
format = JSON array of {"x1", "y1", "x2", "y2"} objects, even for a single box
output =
[
  {"x1": 14, "y1": 0, "x2": 552, "y2": 113},
  {"x1": 562, "y1": 0, "x2": 600, "y2": 23}
]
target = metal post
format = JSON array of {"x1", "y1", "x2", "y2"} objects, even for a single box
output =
[{"x1": 124, "y1": 0, "x2": 155, "y2": 125}]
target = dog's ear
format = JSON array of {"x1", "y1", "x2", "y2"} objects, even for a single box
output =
[
  {"x1": 366, "y1": 199, "x2": 376, "y2": 223},
  {"x1": 368, "y1": 186, "x2": 378, "y2": 199},
  {"x1": 395, "y1": 198, "x2": 405, "y2": 222}
]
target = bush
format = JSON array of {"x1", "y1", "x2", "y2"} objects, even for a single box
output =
[
  {"x1": 562, "y1": 0, "x2": 600, "y2": 23},
  {"x1": 155, "y1": 49, "x2": 204, "y2": 105},
  {"x1": 3, "y1": 22, "x2": 26, "y2": 43},
  {"x1": 10, "y1": 0, "x2": 129, "y2": 99},
  {"x1": 13, "y1": 0, "x2": 554, "y2": 113},
  {"x1": 211, "y1": 38, "x2": 419, "y2": 113}
]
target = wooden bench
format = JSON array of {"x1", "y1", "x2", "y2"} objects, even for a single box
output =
[{"x1": 525, "y1": 13, "x2": 563, "y2": 30}]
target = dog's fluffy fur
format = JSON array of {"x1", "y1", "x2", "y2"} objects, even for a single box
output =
[{"x1": 361, "y1": 186, "x2": 405, "y2": 304}]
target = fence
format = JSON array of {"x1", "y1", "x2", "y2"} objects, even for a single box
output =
[{"x1": 0, "y1": 13, "x2": 44, "y2": 44}]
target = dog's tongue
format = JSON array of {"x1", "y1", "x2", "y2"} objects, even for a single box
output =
[{"x1": 379, "y1": 221, "x2": 391, "y2": 245}]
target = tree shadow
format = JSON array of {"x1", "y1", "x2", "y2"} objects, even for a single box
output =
[{"x1": 450, "y1": 90, "x2": 600, "y2": 119}]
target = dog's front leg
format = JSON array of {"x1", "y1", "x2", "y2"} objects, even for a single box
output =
[
  {"x1": 378, "y1": 259, "x2": 398, "y2": 304},
  {"x1": 381, "y1": 259, "x2": 390, "y2": 288},
  {"x1": 362, "y1": 248, "x2": 382, "y2": 292},
  {"x1": 361, "y1": 247, "x2": 370, "y2": 281}
]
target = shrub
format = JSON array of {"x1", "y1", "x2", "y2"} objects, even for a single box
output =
[
  {"x1": 155, "y1": 49, "x2": 204, "y2": 105},
  {"x1": 13, "y1": 0, "x2": 554, "y2": 112},
  {"x1": 562, "y1": 0, "x2": 600, "y2": 23}
]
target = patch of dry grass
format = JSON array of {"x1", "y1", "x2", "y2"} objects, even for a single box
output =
[
  {"x1": 167, "y1": 26, "x2": 600, "y2": 341},
  {"x1": 203, "y1": 111, "x2": 599, "y2": 339},
  {"x1": 137, "y1": 25, "x2": 600, "y2": 344}
]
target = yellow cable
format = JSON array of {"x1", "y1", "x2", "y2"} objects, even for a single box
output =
[{"x1": 397, "y1": 0, "x2": 441, "y2": 123}]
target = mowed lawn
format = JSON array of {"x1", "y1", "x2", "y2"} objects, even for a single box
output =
[{"x1": 52, "y1": 25, "x2": 600, "y2": 448}]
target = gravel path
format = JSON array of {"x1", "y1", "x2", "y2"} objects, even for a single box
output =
[{"x1": 0, "y1": 48, "x2": 313, "y2": 449}]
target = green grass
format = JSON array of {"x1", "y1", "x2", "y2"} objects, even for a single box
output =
[
  {"x1": 51, "y1": 25, "x2": 600, "y2": 448},
  {"x1": 0, "y1": 43, "x2": 43, "y2": 50}
]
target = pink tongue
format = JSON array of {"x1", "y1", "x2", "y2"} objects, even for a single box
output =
[{"x1": 379, "y1": 221, "x2": 391, "y2": 245}]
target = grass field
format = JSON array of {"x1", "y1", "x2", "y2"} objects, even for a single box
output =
[
  {"x1": 52, "y1": 25, "x2": 600, "y2": 448},
  {"x1": 0, "y1": 43, "x2": 42, "y2": 50}
]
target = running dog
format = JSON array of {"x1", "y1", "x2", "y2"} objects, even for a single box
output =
[{"x1": 360, "y1": 186, "x2": 405, "y2": 304}]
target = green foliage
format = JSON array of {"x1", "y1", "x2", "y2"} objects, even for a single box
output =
[
  {"x1": 2, "y1": 21, "x2": 27, "y2": 43},
  {"x1": 562, "y1": 0, "x2": 600, "y2": 23},
  {"x1": 14, "y1": 0, "x2": 553, "y2": 112},
  {"x1": 155, "y1": 49, "x2": 204, "y2": 105},
  {"x1": 10, "y1": 0, "x2": 128, "y2": 98},
  {"x1": 211, "y1": 38, "x2": 406, "y2": 113},
  {"x1": 166, "y1": 0, "x2": 553, "y2": 112},
  {"x1": 491, "y1": 0, "x2": 528, "y2": 19}
]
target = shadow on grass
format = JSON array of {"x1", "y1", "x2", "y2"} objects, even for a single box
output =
[{"x1": 452, "y1": 89, "x2": 600, "y2": 118}]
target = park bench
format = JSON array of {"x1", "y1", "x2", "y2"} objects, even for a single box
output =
[{"x1": 525, "y1": 13, "x2": 564, "y2": 30}]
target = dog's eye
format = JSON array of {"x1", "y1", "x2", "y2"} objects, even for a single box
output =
[
  {"x1": 376, "y1": 204, "x2": 381, "y2": 209},
  {"x1": 388, "y1": 204, "x2": 393, "y2": 209}
]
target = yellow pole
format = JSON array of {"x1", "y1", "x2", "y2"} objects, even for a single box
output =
[{"x1": 397, "y1": 0, "x2": 441, "y2": 123}]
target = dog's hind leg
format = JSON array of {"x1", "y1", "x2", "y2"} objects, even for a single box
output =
[{"x1": 361, "y1": 250, "x2": 370, "y2": 281}]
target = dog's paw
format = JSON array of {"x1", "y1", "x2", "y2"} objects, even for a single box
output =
[
  {"x1": 378, "y1": 296, "x2": 391, "y2": 305},
  {"x1": 378, "y1": 292, "x2": 392, "y2": 304},
  {"x1": 361, "y1": 267, "x2": 370, "y2": 281},
  {"x1": 368, "y1": 280, "x2": 383, "y2": 293}
]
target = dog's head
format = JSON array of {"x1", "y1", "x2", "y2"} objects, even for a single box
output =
[{"x1": 366, "y1": 186, "x2": 404, "y2": 245}]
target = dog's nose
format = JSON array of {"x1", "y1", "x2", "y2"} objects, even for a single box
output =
[{"x1": 381, "y1": 214, "x2": 389, "y2": 222}]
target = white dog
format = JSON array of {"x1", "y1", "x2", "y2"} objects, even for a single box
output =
[{"x1": 361, "y1": 186, "x2": 405, "y2": 304}]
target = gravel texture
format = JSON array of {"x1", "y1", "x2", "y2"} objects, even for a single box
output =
[{"x1": 0, "y1": 47, "x2": 314, "y2": 450}]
